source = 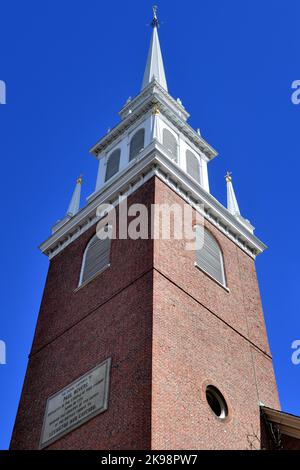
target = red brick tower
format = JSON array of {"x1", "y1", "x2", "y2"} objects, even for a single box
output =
[{"x1": 10, "y1": 8, "x2": 279, "y2": 450}]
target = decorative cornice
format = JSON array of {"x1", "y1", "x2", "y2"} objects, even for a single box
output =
[
  {"x1": 40, "y1": 141, "x2": 265, "y2": 260},
  {"x1": 89, "y1": 80, "x2": 217, "y2": 161},
  {"x1": 120, "y1": 80, "x2": 189, "y2": 121}
]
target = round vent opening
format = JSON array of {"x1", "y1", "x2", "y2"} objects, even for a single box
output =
[{"x1": 206, "y1": 385, "x2": 228, "y2": 420}]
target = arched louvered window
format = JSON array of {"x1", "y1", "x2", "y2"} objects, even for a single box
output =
[
  {"x1": 163, "y1": 129, "x2": 178, "y2": 162},
  {"x1": 79, "y1": 233, "x2": 111, "y2": 286},
  {"x1": 105, "y1": 149, "x2": 121, "y2": 182},
  {"x1": 196, "y1": 228, "x2": 226, "y2": 286},
  {"x1": 186, "y1": 150, "x2": 201, "y2": 183},
  {"x1": 129, "y1": 128, "x2": 145, "y2": 161}
]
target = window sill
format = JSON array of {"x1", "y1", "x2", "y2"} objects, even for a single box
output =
[
  {"x1": 74, "y1": 264, "x2": 111, "y2": 293},
  {"x1": 194, "y1": 262, "x2": 229, "y2": 293}
]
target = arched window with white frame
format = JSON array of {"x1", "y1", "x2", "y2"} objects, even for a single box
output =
[
  {"x1": 129, "y1": 128, "x2": 145, "y2": 161},
  {"x1": 186, "y1": 150, "x2": 201, "y2": 184},
  {"x1": 105, "y1": 149, "x2": 121, "y2": 182},
  {"x1": 79, "y1": 232, "x2": 111, "y2": 286},
  {"x1": 163, "y1": 128, "x2": 178, "y2": 163},
  {"x1": 196, "y1": 227, "x2": 226, "y2": 286}
]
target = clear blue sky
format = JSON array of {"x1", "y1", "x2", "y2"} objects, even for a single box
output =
[{"x1": 0, "y1": 0, "x2": 299, "y2": 450}]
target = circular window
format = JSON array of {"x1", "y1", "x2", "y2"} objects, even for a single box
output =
[{"x1": 206, "y1": 385, "x2": 228, "y2": 419}]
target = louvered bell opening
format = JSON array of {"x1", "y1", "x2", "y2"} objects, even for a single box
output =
[
  {"x1": 81, "y1": 235, "x2": 111, "y2": 285},
  {"x1": 186, "y1": 150, "x2": 201, "y2": 183},
  {"x1": 196, "y1": 229, "x2": 225, "y2": 286},
  {"x1": 129, "y1": 129, "x2": 145, "y2": 161},
  {"x1": 105, "y1": 149, "x2": 121, "y2": 182},
  {"x1": 163, "y1": 129, "x2": 178, "y2": 162}
]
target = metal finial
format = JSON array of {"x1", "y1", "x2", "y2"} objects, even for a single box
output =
[
  {"x1": 76, "y1": 175, "x2": 83, "y2": 184},
  {"x1": 225, "y1": 171, "x2": 232, "y2": 183},
  {"x1": 151, "y1": 5, "x2": 159, "y2": 28}
]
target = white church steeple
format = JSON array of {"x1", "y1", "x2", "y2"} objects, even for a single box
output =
[
  {"x1": 51, "y1": 176, "x2": 83, "y2": 234},
  {"x1": 42, "y1": 8, "x2": 264, "y2": 260},
  {"x1": 67, "y1": 175, "x2": 82, "y2": 217},
  {"x1": 141, "y1": 6, "x2": 168, "y2": 92},
  {"x1": 225, "y1": 172, "x2": 241, "y2": 217},
  {"x1": 225, "y1": 172, "x2": 254, "y2": 233}
]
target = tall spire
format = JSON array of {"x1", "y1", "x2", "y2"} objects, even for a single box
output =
[
  {"x1": 141, "y1": 6, "x2": 168, "y2": 92},
  {"x1": 67, "y1": 176, "x2": 82, "y2": 217},
  {"x1": 225, "y1": 172, "x2": 241, "y2": 217}
]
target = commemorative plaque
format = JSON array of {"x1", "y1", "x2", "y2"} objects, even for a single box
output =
[{"x1": 40, "y1": 358, "x2": 111, "y2": 448}]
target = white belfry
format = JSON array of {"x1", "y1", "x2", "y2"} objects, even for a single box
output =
[
  {"x1": 226, "y1": 172, "x2": 241, "y2": 217},
  {"x1": 141, "y1": 6, "x2": 168, "y2": 91},
  {"x1": 45, "y1": 7, "x2": 259, "y2": 255},
  {"x1": 67, "y1": 176, "x2": 82, "y2": 217}
]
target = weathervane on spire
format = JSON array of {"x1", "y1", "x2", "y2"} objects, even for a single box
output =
[
  {"x1": 151, "y1": 5, "x2": 159, "y2": 28},
  {"x1": 225, "y1": 171, "x2": 232, "y2": 182}
]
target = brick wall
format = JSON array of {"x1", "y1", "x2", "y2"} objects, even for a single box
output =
[
  {"x1": 10, "y1": 179, "x2": 155, "y2": 450},
  {"x1": 151, "y1": 178, "x2": 279, "y2": 449},
  {"x1": 10, "y1": 176, "x2": 279, "y2": 449}
]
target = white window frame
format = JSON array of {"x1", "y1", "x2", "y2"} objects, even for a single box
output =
[
  {"x1": 105, "y1": 148, "x2": 121, "y2": 182},
  {"x1": 194, "y1": 227, "x2": 228, "y2": 290},
  {"x1": 78, "y1": 231, "x2": 112, "y2": 288},
  {"x1": 186, "y1": 149, "x2": 201, "y2": 184},
  {"x1": 162, "y1": 127, "x2": 179, "y2": 163},
  {"x1": 129, "y1": 128, "x2": 145, "y2": 162}
]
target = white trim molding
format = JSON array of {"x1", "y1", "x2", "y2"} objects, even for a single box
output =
[
  {"x1": 40, "y1": 140, "x2": 266, "y2": 260},
  {"x1": 89, "y1": 80, "x2": 217, "y2": 162}
]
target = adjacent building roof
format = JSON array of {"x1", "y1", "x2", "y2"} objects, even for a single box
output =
[{"x1": 262, "y1": 406, "x2": 300, "y2": 440}]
